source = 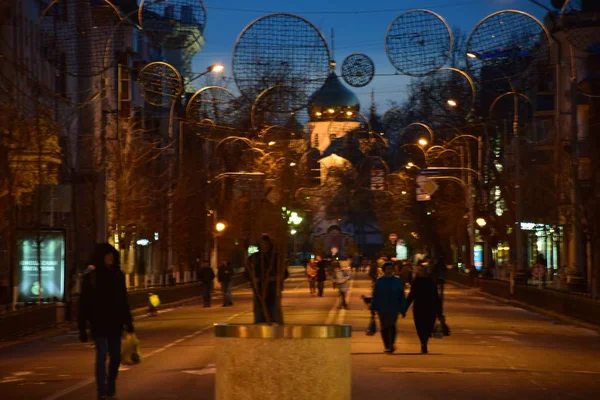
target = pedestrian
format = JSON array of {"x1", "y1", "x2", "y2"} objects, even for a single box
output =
[
  {"x1": 352, "y1": 253, "x2": 361, "y2": 273},
  {"x1": 306, "y1": 258, "x2": 318, "y2": 296},
  {"x1": 368, "y1": 262, "x2": 380, "y2": 290},
  {"x1": 246, "y1": 234, "x2": 289, "y2": 323},
  {"x1": 78, "y1": 243, "x2": 134, "y2": 400},
  {"x1": 199, "y1": 260, "x2": 215, "y2": 307},
  {"x1": 400, "y1": 260, "x2": 413, "y2": 287},
  {"x1": 218, "y1": 259, "x2": 234, "y2": 307},
  {"x1": 370, "y1": 261, "x2": 406, "y2": 354},
  {"x1": 315, "y1": 255, "x2": 327, "y2": 297},
  {"x1": 332, "y1": 261, "x2": 351, "y2": 309},
  {"x1": 403, "y1": 264, "x2": 442, "y2": 354}
]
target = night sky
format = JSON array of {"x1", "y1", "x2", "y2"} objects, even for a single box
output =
[{"x1": 192, "y1": 0, "x2": 548, "y2": 112}]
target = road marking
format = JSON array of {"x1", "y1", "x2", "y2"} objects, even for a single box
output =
[
  {"x1": 182, "y1": 364, "x2": 216, "y2": 376},
  {"x1": 1, "y1": 377, "x2": 25, "y2": 384},
  {"x1": 42, "y1": 378, "x2": 95, "y2": 400},
  {"x1": 381, "y1": 368, "x2": 467, "y2": 374}
]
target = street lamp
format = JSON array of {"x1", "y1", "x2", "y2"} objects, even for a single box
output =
[
  {"x1": 268, "y1": 141, "x2": 276, "y2": 146},
  {"x1": 466, "y1": 51, "x2": 481, "y2": 59},
  {"x1": 215, "y1": 222, "x2": 227, "y2": 232},
  {"x1": 476, "y1": 217, "x2": 487, "y2": 228},
  {"x1": 289, "y1": 162, "x2": 297, "y2": 167},
  {"x1": 418, "y1": 138, "x2": 428, "y2": 147},
  {"x1": 447, "y1": 99, "x2": 458, "y2": 107},
  {"x1": 189, "y1": 63, "x2": 225, "y2": 83}
]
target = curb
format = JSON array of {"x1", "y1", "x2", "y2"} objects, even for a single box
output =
[{"x1": 447, "y1": 280, "x2": 600, "y2": 334}]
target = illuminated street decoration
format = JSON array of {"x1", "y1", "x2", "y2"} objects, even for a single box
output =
[{"x1": 385, "y1": 9, "x2": 453, "y2": 77}]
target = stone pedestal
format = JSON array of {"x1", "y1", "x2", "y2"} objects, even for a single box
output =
[{"x1": 214, "y1": 324, "x2": 351, "y2": 400}]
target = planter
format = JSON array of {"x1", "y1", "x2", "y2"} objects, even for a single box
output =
[{"x1": 214, "y1": 323, "x2": 352, "y2": 400}]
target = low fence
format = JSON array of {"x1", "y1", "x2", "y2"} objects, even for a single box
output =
[
  {"x1": 446, "y1": 270, "x2": 600, "y2": 325},
  {"x1": 1, "y1": 273, "x2": 248, "y2": 342}
]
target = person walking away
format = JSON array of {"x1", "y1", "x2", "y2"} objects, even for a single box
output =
[
  {"x1": 79, "y1": 243, "x2": 134, "y2": 400},
  {"x1": 404, "y1": 264, "x2": 442, "y2": 354},
  {"x1": 218, "y1": 259, "x2": 234, "y2": 306},
  {"x1": 246, "y1": 234, "x2": 289, "y2": 323},
  {"x1": 352, "y1": 253, "x2": 361, "y2": 274},
  {"x1": 332, "y1": 261, "x2": 351, "y2": 309},
  {"x1": 368, "y1": 262, "x2": 380, "y2": 291},
  {"x1": 400, "y1": 261, "x2": 413, "y2": 288},
  {"x1": 306, "y1": 258, "x2": 318, "y2": 296},
  {"x1": 199, "y1": 260, "x2": 215, "y2": 307},
  {"x1": 316, "y1": 255, "x2": 328, "y2": 297},
  {"x1": 371, "y1": 262, "x2": 406, "y2": 354}
]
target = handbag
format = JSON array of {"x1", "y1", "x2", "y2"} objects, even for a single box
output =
[
  {"x1": 121, "y1": 333, "x2": 142, "y2": 365},
  {"x1": 366, "y1": 313, "x2": 377, "y2": 336},
  {"x1": 432, "y1": 322, "x2": 443, "y2": 339}
]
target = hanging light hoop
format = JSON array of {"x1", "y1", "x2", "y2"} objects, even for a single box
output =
[
  {"x1": 465, "y1": 10, "x2": 552, "y2": 78},
  {"x1": 138, "y1": 61, "x2": 183, "y2": 107},
  {"x1": 250, "y1": 85, "x2": 302, "y2": 131},
  {"x1": 384, "y1": 9, "x2": 454, "y2": 77},
  {"x1": 341, "y1": 53, "x2": 376, "y2": 87},
  {"x1": 40, "y1": 0, "x2": 125, "y2": 77},
  {"x1": 138, "y1": 0, "x2": 207, "y2": 48},
  {"x1": 231, "y1": 12, "x2": 331, "y2": 110},
  {"x1": 186, "y1": 85, "x2": 236, "y2": 124},
  {"x1": 438, "y1": 67, "x2": 477, "y2": 110}
]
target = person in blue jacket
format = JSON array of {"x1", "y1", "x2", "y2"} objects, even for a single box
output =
[{"x1": 370, "y1": 261, "x2": 407, "y2": 353}]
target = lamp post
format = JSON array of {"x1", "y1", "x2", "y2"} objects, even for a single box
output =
[{"x1": 489, "y1": 92, "x2": 532, "y2": 279}]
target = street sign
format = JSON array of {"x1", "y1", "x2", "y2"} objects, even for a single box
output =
[
  {"x1": 416, "y1": 193, "x2": 431, "y2": 201},
  {"x1": 416, "y1": 175, "x2": 439, "y2": 196}
]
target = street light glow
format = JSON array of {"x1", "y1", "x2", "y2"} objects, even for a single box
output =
[
  {"x1": 327, "y1": 108, "x2": 335, "y2": 114},
  {"x1": 406, "y1": 162, "x2": 414, "y2": 169},
  {"x1": 447, "y1": 99, "x2": 458, "y2": 107},
  {"x1": 466, "y1": 52, "x2": 480, "y2": 59},
  {"x1": 346, "y1": 111, "x2": 353, "y2": 116},
  {"x1": 476, "y1": 218, "x2": 487, "y2": 228},
  {"x1": 401, "y1": 191, "x2": 407, "y2": 195},
  {"x1": 418, "y1": 138, "x2": 428, "y2": 146},
  {"x1": 209, "y1": 64, "x2": 224, "y2": 73},
  {"x1": 215, "y1": 222, "x2": 226, "y2": 232},
  {"x1": 315, "y1": 111, "x2": 322, "y2": 117},
  {"x1": 290, "y1": 229, "x2": 297, "y2": 235},
  {"x1": 268, "y1": 141, "x2": 276, "y2": 146},
  {"x1": 289, "y1": 162, "x2": 296, "y2": 167}
]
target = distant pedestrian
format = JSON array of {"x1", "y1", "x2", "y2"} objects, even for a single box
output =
[
  {"x1": 371, "y1": 262, "x2": 407, "y2": 354},
  {"x1": 199, "y1": 260, "x2": 215, "y2": 307},
  {"x1": 404, "y1": 264, "x2": 442, "y2": 354},
  {"x1": 332, "y1": 261, "x2": 351, "y2": 309},
  {"x1": 306, "y1": 258, "x2": 318, "y2": 296},
  {"x1": 400, "y1": 261, "x2": 413, "y2": 287},
  {"x1": 316, "y1": 255, "x2": 328, "y2": 297},
  {"x1": 217, "y1": 259, "x2": 234, "y2": 307},
  {"x1": 246, "y1": 234, "x2": 289, "y2": 323},
  {"x1": 368, "y1": 262, "x2": 381, "y2": 290},
  {"x1": 79, "y1": 243, "x2": 134, "y2": 400}
]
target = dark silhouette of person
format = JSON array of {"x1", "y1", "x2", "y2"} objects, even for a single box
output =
[{"x1": 404, "y1": 263, "x2": 442, "y2": 354}]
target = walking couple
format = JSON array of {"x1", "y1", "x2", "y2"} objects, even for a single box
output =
[{"x1": 371, "y1": 261, "x2": 442, "y2": 354}]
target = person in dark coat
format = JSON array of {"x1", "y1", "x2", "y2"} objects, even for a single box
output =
[
  {"x1": 245, "y1": 234, "x2": 289, "y2": 323},
  {"x1": 403, "y1": 264, "x2": 442, "y2": 354},
  {"x1": 315, "y1": 255, "x2": 328, "y2": 297},
  {"x1": 79, "y1": 243, "x2": 134, "y2": 400},
  {"x1": 217, "y1": 259, "x2": 234, "y2": 307},
  {"x1": 199, "y1": 260, "x2": 215, "y2": 307},
  {"x1": 371, "y1": 262, "x2": 407, "y2": 354}
]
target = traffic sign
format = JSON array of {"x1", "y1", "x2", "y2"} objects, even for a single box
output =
[{"x1": 416, "y1": 175, "x2": 439, "y2": 196}]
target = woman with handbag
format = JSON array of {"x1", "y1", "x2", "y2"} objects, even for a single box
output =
[
  {"x1": 370, "y1": 262, "x2": 407, "y2": 354},
  {"x1": 403, "y1": 263, "x2": 442, "y2": 354}
]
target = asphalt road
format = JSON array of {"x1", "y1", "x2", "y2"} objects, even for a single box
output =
[{"x1": 1, "y1": 270, "x2": 599, "y2": 400}]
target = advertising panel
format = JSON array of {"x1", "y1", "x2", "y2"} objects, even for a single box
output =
[
  {"x1": 474, "y1": 243, "x2": 484, "y2": 272},
  {"x1": 17, "y1": 230, "x2": 65, "y2": 302}
]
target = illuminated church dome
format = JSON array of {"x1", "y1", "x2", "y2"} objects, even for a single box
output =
[{"x1": 308, "y1": 72, "x2": 360, "y2": 121}]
